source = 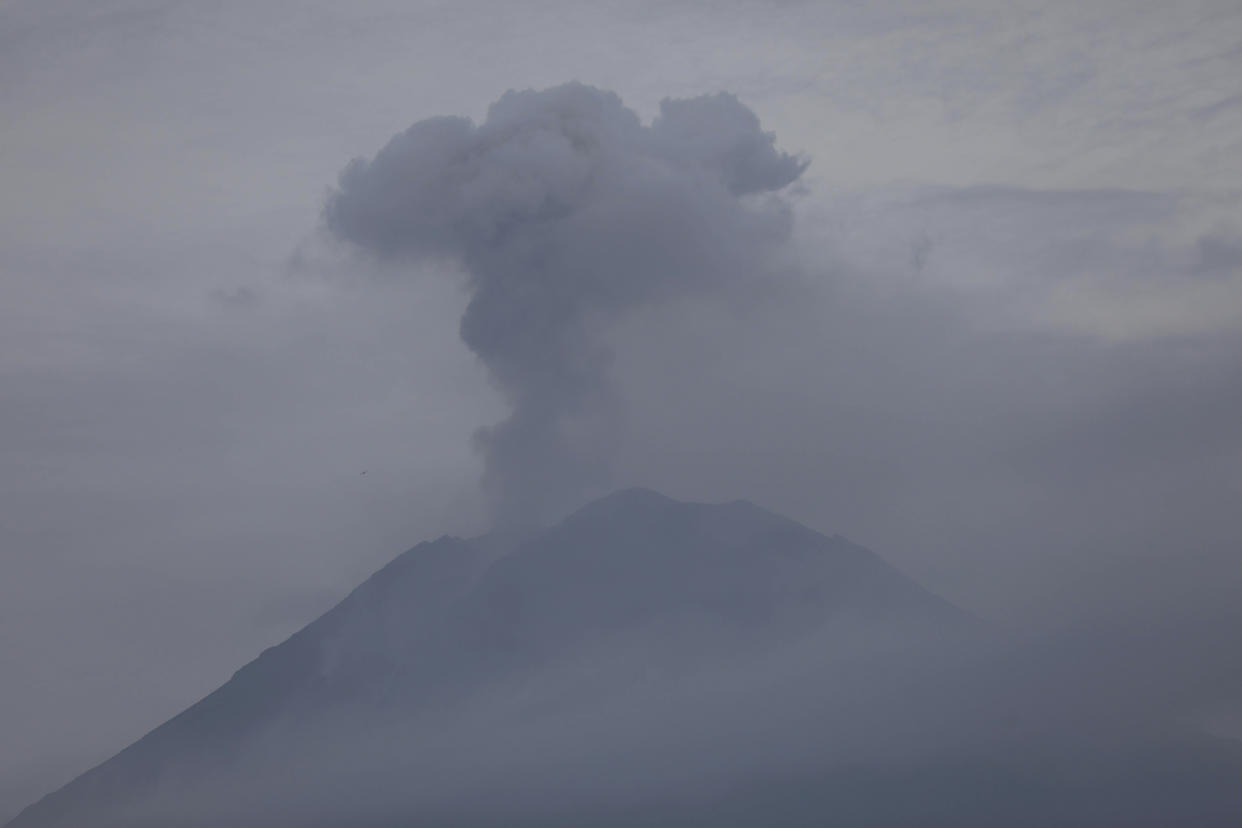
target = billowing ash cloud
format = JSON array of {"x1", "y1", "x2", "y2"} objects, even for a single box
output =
[{"x1": 324, "y1": 84, "x2": 807, "y2": 524}]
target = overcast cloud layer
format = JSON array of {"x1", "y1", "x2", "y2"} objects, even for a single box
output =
[{"x1": 2, "y1": 0, "x2": 1241, "y2": 821}]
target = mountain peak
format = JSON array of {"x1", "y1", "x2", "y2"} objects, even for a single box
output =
[
  {"x1": 559, "y1": 485, "x2": 677, "y2": 522},
  {"x1": 8, "y1": 487, "x2": 970, "y2": 828}
]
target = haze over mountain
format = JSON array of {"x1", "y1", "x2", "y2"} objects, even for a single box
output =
[
  {"x1": 10, "y1": 489, "x2": 1242, "y2": 827},
  {"x1": 5, "y1": 7, "x2": 1242, "y2": 823}
]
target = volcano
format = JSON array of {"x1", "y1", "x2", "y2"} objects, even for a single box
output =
[{"x1": 10, "y1": 489, "x2": 1241, "y2": 827}]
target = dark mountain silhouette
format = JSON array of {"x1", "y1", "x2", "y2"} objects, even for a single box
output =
[{"x1": 9, "y1": 489, "x2": 1242, "y2": 827}]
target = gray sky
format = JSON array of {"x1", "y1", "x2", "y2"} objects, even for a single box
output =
[{"x1": 2, "y1": 0, "x2": 1241, "y2": 818}]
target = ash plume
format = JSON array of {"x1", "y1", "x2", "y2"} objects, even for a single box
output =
[{"x1": 325, "y1": 83, "x2": 806, "y2": 524}]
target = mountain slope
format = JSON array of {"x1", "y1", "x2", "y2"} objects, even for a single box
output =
[
  {"x1": 9, "y1": 489, "x2": 973, "y2": 827},
  {"x1": 14, "y1": 489, "x2": 1242, "y2": 827}
]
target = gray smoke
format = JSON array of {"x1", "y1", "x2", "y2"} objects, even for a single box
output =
[{"x1": 324, "y1": 83, "x2": 806, "y2": 524}]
